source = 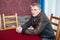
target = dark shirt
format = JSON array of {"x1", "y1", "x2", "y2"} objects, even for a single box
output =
[{"x1": 22, "y1": 12, "x2": 55, "y2": 39}]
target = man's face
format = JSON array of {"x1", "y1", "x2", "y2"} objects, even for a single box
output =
[{"x1": 31, "y1": 6, "x2": 40, "y2": 16}]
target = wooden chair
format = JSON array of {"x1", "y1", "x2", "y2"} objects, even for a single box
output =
[
  {"x1": 0, "y1": 14, "x2": 2, "y2": 30},
  {"x1": 50, "y1": 14, "x2": 60, "y2": 40},
  {"x1": 3, "y1": 13, "x2": 18, "y2": 30}
]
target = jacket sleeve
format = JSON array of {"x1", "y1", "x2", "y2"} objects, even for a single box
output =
[
  {"x1": 22, "y1": 17, "x2": 32, "y2": 34},
  {"x1": 23, "y1": 15, "x2": 49, "y2": 35}
]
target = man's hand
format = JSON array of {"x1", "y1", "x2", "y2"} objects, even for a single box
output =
[{"x1": 16, "y1": 26, "x2": 22, "y2": 33}]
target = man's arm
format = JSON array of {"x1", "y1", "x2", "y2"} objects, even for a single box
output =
[
  {"x1": 22, "y1": 16, "x2": 49, "y2": 35},
  {"x1": 22, "y1": 17, "x2": 32, "y2": 33},
  {"x1": 16, "y1": 16, "x2": 33, "y2": 33}
]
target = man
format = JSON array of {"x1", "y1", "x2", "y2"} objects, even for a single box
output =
[{"x1": 16, "y1": 3, "x2": 55, "y2": 40}]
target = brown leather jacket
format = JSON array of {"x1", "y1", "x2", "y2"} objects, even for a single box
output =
[{"x1": 22, "y1": 12, "x2": 55, "y2": 39}]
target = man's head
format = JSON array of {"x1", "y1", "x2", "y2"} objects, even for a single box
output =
[{"x1": 30, "y1": 3, "x2": 41, "y2": 17}]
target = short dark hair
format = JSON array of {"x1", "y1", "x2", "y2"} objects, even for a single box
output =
[{"x1": 30, "y1": 3, "x2": 41, "y2": 8}]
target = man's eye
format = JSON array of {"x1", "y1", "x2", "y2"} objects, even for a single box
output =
[{"x1": 34, "y1": 9, "x2": 37, "y2": 11}]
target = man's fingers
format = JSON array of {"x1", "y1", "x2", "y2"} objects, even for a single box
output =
[{"x1": 16, "y1": 27, "x2": 22, "y2": 33}]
